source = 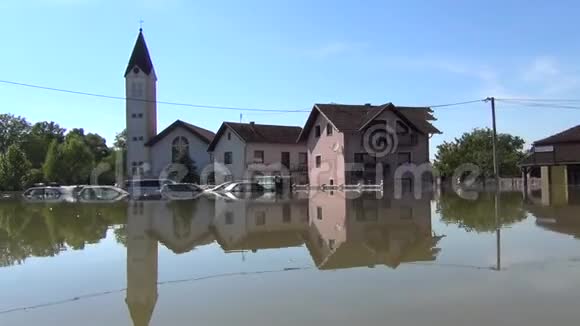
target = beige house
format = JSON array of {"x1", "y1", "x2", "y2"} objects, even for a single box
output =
[
  {"x1": 297, "y1": 103, "x2": 440, "y2": 188},
  {"x1": 207, "y1": 122, "x2": 308, "y2": 184}
]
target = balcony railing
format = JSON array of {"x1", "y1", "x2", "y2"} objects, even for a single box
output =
[{"x1": 245, "y1": 162, "x2": 308, "y2": 171}]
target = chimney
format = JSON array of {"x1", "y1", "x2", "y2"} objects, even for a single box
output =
[
  {"x1": 364, "y1": 103, "x2": 372, "y2": 106},
  {"x1": 249, "y1": 121, "x2": 255, "y2": 126}
]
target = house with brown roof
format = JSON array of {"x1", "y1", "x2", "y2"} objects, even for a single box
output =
[
  {"x1": 297, "y1": 103, "x2": 440, "y2": 188},
  {"x1": 521, "y1": 124, "x2": 580, "y2": 201},
  {"x1": 207, "y1": 121, "x2": 308, "y2": 184}
]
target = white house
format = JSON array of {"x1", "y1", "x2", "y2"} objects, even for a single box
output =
[
  {"x1": 207, "y1": 122, "x2": 308, "y2": 184},
  {"x1": 124, "y1": 29, "x2": 214, "y2": 180}
]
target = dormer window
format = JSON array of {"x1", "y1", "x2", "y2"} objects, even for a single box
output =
[{"x1": 326, "y1": 123, "x2": 333, "y2": 136}]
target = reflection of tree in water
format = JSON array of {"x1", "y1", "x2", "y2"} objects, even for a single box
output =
[
  {"x1": 437, "y1": 192, "x2": 526, "y2": 232},
  {"x1": 0, "y1": 201, "x2": 127, "y2": 267}
]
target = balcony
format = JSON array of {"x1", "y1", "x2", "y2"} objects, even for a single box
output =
[{"x1": 245, "y1": 162, "x2": 308, "y2": 171}]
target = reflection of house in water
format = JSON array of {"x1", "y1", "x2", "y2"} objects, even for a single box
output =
[
  {"x1": 124, "y1": 193, "x2": 441, "y2": 325},
  {"x1": 147, "y1": 200, "x2": 215, "y2": 253},
  {"x1": 527, "y1": 188, "x2": 580, "y2": 239},
  {"x1": 305, "y1": 192, "x2": 441, "y2": 269},
  {"x1": 212, "y1": 197, "x2": 309, "y2": 252}
]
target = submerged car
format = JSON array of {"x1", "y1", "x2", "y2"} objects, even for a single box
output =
[
  {"x1": 220, "y1": 182, "x2": 265, "y2": 200},
  {"x1": 125, "y1": 179, "x2": 175, "y2": 200},
  {"x1": 160, "y1": 183, "x2": 204, "y2": 201},
  {"x1": 22, "y1": 186, "x2": 79, "y2": 203},
  {"x1": 77, "y1": 186, "x2": 129, "y2": 203}
]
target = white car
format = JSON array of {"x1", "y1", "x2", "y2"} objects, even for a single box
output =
[
  {"x1": 160, "y1": 183, "x2": 204, "y2": 201},
  {"x1": 125, "y1": 179, "x2": 175, "y2": 200},
  {"x1": 220, "y1": 182, "x2": 266, "y2": 200},
  {"x1": 77, "y1": 186, "x2": 129, "y2": 203},
  {"x1": 22, "y1": 186, "x2": 78, "y2": 203}
]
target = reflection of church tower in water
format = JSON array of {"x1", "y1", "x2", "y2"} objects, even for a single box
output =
[{"x1": 125, "y1": 201, "x2": 158, "y2": 326}]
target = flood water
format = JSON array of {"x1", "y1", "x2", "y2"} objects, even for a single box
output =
[{"x1": 1, "y1": 189, "x2": 580, "y2": 326}]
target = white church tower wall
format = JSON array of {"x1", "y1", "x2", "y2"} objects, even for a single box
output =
[{"x1": 125, "y1": 29, "x2": 157, "y2": 177}]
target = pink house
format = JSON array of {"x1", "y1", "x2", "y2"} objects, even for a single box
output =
[{"x1": 297, "y1": 103, "x2": 440, "y2": 188}]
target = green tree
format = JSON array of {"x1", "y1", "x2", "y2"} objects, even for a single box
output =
[
  {"x1": 84, "y1": 133, "x2": 110, "y2": 162},
  {"x1": 61, "y1": 135, "x2": 94, "y2": 184},
  {"x1": 0, "y1": 145, "x2": 32, "y2": 190},
  {"x1": 22, "y1": 121, "x2": 66, "y2": 168},
  {"x1": 434, "y1": 128, "x2": 525, "y2": 179},
  {"x1": 0, "y1": 114, "x2": 31, "y2": 153},
  {"x1": 43, "y1": 139, "x2": 64, "y2": 183},
  {"x1": 113, "y1": 129, "x2": 127, "y2": 151}
]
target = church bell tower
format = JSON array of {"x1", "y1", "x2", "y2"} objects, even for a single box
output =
[{"x1": 125, "y1": 28, "x2": 157, "y2": 177}]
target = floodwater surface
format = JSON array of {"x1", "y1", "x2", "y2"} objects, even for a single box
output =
[{"x1": 1, "y1": 190, "x2": 580, "y2": 326}]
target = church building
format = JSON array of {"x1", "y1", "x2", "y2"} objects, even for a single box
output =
[{"x1": 124, "y1": 29, "x2": 215, "y2": 179}]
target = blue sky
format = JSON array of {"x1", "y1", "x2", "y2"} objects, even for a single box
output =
[{"x1": 1, "y1": 0, "x2": 580, "y2": 154}]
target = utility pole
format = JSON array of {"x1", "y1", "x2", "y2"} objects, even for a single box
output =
[
  {"x1": 486, "y1": 97, "x2": 502, "y2": 271},
  {"x1": 486, "y1": 97, "x2": 500, "y2": 186}
]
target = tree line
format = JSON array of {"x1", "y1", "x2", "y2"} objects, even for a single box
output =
[{"x1": 0, "y1": 114, "x2": 126, "y2": 191}]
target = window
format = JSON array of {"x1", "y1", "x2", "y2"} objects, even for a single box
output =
[
  {"x1": 281, "y1": 152, "x2": 290, "y2": 168},
  {"x1": 283, "y1": 204, "x2": 291, "y2": 223},
  {"x1": 397, "y1": 152, "x2": 411, "y2": 166},
  {"x1": 254, "y1": 150, "x2": 264, "y2": 163},
  {"x1": 172, "y1": 136, "x2": 189, "y2": 162},
  {"x1": 256, "y1": 211, "x2": 266, "y2": 226},
  {"x1": 138, "y1": 136, "x2": 144, "y2": 141},
  {"x1": 131, "y1": 113, "x2": 137, "y2": 118},
  {"x1": 225, "y1": 211, "x2": 234, "y2": 225},
  {"x1": 315, "y1": 155, "x2": 321, "y2": 168},
  {"x1": 227, "y1": 132, "x2": 231, "y2": 140},
  {"x1": 138, "y1": 113, "x2": 143, "y2": 118},
  {"x1": 354, "y1": 153, "x2": 365, "y2": 163},
  {"x1": 330, "y1": 179, "x2": 334, "y2": 186},
  {"x1": 299, "y1": 152, "x2": 307, "y2": 166},
  {"x1": 224, "y1": 152, "x2": 233, "y2": 164},
  {"x1": 317, "y1": 206, "x2": 323, "y2": 220},
  {"x1": 132, "y1": 137, "x2": 138, "y2": 141},
  {"x1": 326, "y1": 123, "x2": 333, "y2": 136},
  {"x1": 328, "y1": 239, "x2": 335, "y2": 250},
  {"x1": 315, "y1": 125, "x2": 321, "y2": 138},
  {"x1": 131, "y1": 82, "x2": 144, "y2": 97}
]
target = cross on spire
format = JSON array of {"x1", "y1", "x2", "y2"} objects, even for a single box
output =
[{"x1": 139, "y1": 19, "x2": 144, "y2": 32}]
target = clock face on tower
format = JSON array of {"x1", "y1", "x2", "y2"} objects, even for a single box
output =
[{"x1": 133, "y1": 67, "x2": 140, "y2": 74}]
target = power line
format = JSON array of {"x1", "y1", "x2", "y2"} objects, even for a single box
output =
[
  {"x1": 428, "y1": 99, "x2": 486, "y2": 108},
  {"x1": 0, "y1": 79, "x2": 489, "y2": 113},
  {"x1": 497, "y1": 97, "x2": 580, "y2": 103},
  {"x1": 0, "y1": 79, "x2": 310, "y2": 113},
  {"x1": 495, "y1": 99, "x2": 580, "y2": 111}
]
